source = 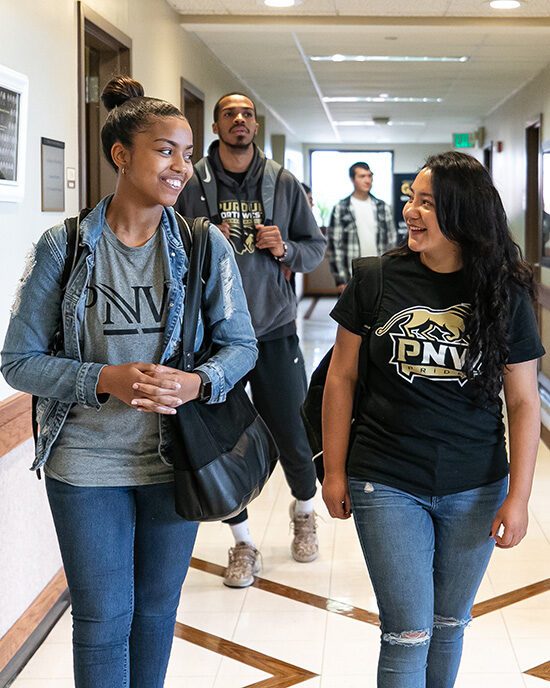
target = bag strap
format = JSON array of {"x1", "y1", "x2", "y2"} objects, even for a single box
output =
[
  {"x1": 33, "y1": 208, "x2": 92, "y2": 455},
  {"x1": 261, "y1": 158, "x2": 283, "y2": 225},
  {"x1": 351, "y1": 255, "x2": 384, "y2": 333},
  {"x1": 61, "y1": 208, "x2": 91, "y2": 292},
  {"x1": 178, "y1": 216, "x2": 211, "y2": 372},
  {"x1": 195, "y1": 156, "x2": 283, "y2": 226},
  {"x1": 194, "y1": 159, "x2": 222, "y2": 224}
]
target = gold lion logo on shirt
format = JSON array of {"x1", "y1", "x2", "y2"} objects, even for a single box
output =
[{"x1": 375, "y1": 303, "x2": 474, "y2": 385}]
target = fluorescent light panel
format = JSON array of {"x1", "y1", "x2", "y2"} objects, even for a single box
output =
[
  {"x1": 335, "y1": 121, "x2": 426, "y2": 127},
  {"x1": 310, "y1": 54, "x2": 469, "y2": 63},
  {"x1": 323, "y1": 96, "x2": 443, "y2": 103},
  {"x1": 263, "y1": 0, "x2": 301, "y2": 6},
  {"x1": 489, "y1": 1, "x2": 522, "y2": 8}
]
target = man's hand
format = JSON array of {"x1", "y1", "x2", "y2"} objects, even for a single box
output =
[
  {"x1": 256, "y1": 224, "x2": 285, "y2": 258},
  {"x1": 337, "y1": 284, "x2": 347, "y2": 295},
  {"x1": 216, "y1": 222, "x2": 231, "y2": 240}
]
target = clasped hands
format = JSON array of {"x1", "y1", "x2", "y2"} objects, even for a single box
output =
[{"x1": 97, "y1": 362, "x2": 201, "y2": 415}]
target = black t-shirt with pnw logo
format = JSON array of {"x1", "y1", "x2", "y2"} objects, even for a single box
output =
[{"x1": 331, "y1": 252, "x2": 544, "y2": 496}]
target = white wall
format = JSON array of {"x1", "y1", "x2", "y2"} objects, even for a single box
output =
[
  {"x1": 0, "y1": 441, "x2": 62, "y2": 638},
  {"x1": 0, "y1": 0, "x2": 283, "y2": 641}
]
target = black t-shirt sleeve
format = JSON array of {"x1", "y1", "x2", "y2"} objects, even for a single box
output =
[
  {"x1": 507, "y1": 285, "x2": 545, "y2": 364},
  {"x1": 330, "y1": 275, "x2": 369, "y2": 336}
]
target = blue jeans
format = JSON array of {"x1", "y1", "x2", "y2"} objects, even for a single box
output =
[
  {"x1": 348, "y1": 477, "x2": 507, "y2": 688},
  {"x1": 46, "y1": 477, "x2": 199, "y2": 688}
]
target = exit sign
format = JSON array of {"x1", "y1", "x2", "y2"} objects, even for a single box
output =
[{"x1": 453, "y1": 132, "x2": 475, "y2": 148}]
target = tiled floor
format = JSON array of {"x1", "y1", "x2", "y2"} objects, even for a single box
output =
[{"x1": 11, "y1": 297, "x2": 550, "y2": 687}]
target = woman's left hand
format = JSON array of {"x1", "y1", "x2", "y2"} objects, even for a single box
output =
[
  {"x1": 490, "y1": 495, "x2": 529, "y2": 549},
  {"x1": 131, "y1": 365, "x2": 201, "y2": 413}
]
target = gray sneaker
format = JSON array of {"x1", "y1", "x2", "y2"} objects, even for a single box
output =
[
  {"x1": 289, "y1": 501, "x2": 319, "y2": 563},
  {"x1": 223, "y1": 542, "x2": 262, "y2": 588}
]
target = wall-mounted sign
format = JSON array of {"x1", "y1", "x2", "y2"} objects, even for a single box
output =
[
  {"x1": 41, "y1": 137, "x2": 65, "y2": 212},
  {"x1": 0, "y1": 65, "x2": 28, "y2": 203}
]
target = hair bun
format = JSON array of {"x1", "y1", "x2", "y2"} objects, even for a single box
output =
[{"x1": 101, "y1": 76, "x2": 145, "y2": 112}]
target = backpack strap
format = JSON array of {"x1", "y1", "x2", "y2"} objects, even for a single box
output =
[
  {"x1": 32, "y1": 207, "x2": 92, "y2": 463},
  {"x1": 351, "y1": 255, "x2": 384, "y2": 333},
  {"x1": 261, "y1": 158, "x2": 283, "y2": 225},
  {"x1": 61, "y1": 208, "x2": 92, "y2": 292},
  {"x1": 195, "y1": 156, "x2": 283, "y2": 227},
  {"x1": 194, "y1": 159, "x2": 222, "y2": 224}
]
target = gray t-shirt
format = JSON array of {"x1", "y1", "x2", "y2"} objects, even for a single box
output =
[{"x1": 46, "y1": 223, "x2": 173, "y2": 486}]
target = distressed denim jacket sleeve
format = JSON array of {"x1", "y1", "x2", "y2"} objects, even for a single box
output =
[
  {"x1": 1, "y1": 225, "x2": 105, "y2": 408},
  {"x1": 194, "y1": 226, "x2": 258, "y2": 403}
]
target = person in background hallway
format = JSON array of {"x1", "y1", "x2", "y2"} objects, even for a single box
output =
[
  {"x1": 327, "y1": 161, "x2": 397, "y2": 293},
  {"x1": 176, "y1": 92, "x2": 326, "y2": 588},
  {"x1": 301, "y1": 182, "x2": 314, "y2": 209},
  {"x1": 322, "y1": 151, "x2": 543, "y2": 687},
  {"x1": 1, "y1": 76, "x2": 256, "y2": 688}
]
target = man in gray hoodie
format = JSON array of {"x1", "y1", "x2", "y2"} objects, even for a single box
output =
[{"x1": 176, "y1": 93, "x2": 326, "y2": 588}]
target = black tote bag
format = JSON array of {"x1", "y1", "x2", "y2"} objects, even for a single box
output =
[{"x1": 167, "y1": 217, "x2": 279, "y2": 521}]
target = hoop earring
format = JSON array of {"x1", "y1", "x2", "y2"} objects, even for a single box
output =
[{"x1": 121, "y1": 166, "x2": 126, "y2": 175}]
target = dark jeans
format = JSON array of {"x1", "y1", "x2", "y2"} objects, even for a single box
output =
[
  {"x1": 349, "y1": 477, "x2": 507, "y2": 688},
  {"x1": 225, "y1": 334, "x2": 317, "y2": 525},
  {"x1": 46, "y1": 477, "x2": 198, "y2": 688}
]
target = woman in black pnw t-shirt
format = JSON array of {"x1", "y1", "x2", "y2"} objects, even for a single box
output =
[{"x1": 322, "y1": 151, "x2": 543, "y2": 688}]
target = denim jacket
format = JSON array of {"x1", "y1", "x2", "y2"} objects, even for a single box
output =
[{"x1": 1, "y1": 197, "x2": 258, "y2": 471}]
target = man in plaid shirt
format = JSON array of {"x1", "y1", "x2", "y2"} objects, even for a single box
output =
[{"x1": 327, "y1": 162, "x2": 397, "y2": 293}]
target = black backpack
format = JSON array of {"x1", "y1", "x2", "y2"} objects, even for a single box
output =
[
  {"x1": 194, "y1": 156, "x2": 283, "y2": 225},
  {"x1": 300, "y1": 256, "x2": 384, "y2": 483},
  {"x1": 31, "y1": 209, "x2": 207, "y2": 469}
]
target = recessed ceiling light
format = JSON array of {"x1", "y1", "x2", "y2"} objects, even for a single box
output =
[
  {"x1": 379, "y1": 93, "x2": 389, "y2": 98},
  {"x1": 263, "y1": 0, "x2": 302, "y2": 6},
  {"x1": 324, "y1": 96, "x2": 443, "y2": 103},
  {"x1": 489, "y1": 1, "x2": 522, "y2": 8},
  {"x1": 310, "y1": 55, "x2": 469, "y2": 63}
]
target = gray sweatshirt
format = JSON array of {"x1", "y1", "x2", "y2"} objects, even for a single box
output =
[{"x1": 176, "y1": 142, "x2": 326, "y2": 339}]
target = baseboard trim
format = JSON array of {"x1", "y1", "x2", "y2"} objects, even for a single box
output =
[{"x1": 0, "y1": 569, "x2": 68, "y2": 683}]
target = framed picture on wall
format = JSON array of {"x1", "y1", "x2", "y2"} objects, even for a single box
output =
[{"x1": 0, "y1": 64, "x2": 29, "y2": 203}]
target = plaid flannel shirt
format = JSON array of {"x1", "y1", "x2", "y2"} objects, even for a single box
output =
[{"x1": 326, "y1": 194, "x2": 397, "y2": 286}]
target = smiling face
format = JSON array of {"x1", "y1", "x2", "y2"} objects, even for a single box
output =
[
  {"x1": 403, "y1": 167, "x2": 462, "y2": 271},
  {"x1": 213, "y1": 94, "x2": 259, "y2": 150},
  {"x1": 112, "y1": 116, "x2": 194, "y2": 208}
]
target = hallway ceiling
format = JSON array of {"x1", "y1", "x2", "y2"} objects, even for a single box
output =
[{"x1": 168, "y1": 0, "x2": 550, "y2": 144}]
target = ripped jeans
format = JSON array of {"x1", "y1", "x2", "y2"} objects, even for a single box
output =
[{"x1": 348, "y1": 477, "x2": 507, "y2": 688}]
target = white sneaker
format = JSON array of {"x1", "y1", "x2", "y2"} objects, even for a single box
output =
[
  {"x1": 223, "y1": 542, "x2": 262, "y2": 588},
  {"x1": 289, "y1": 500, "x2": 319, "y2": 563}
]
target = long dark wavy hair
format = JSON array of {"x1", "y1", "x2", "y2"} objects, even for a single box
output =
[{"x1": 393, "y1": 151, "x2": 535, "y2": 403}]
